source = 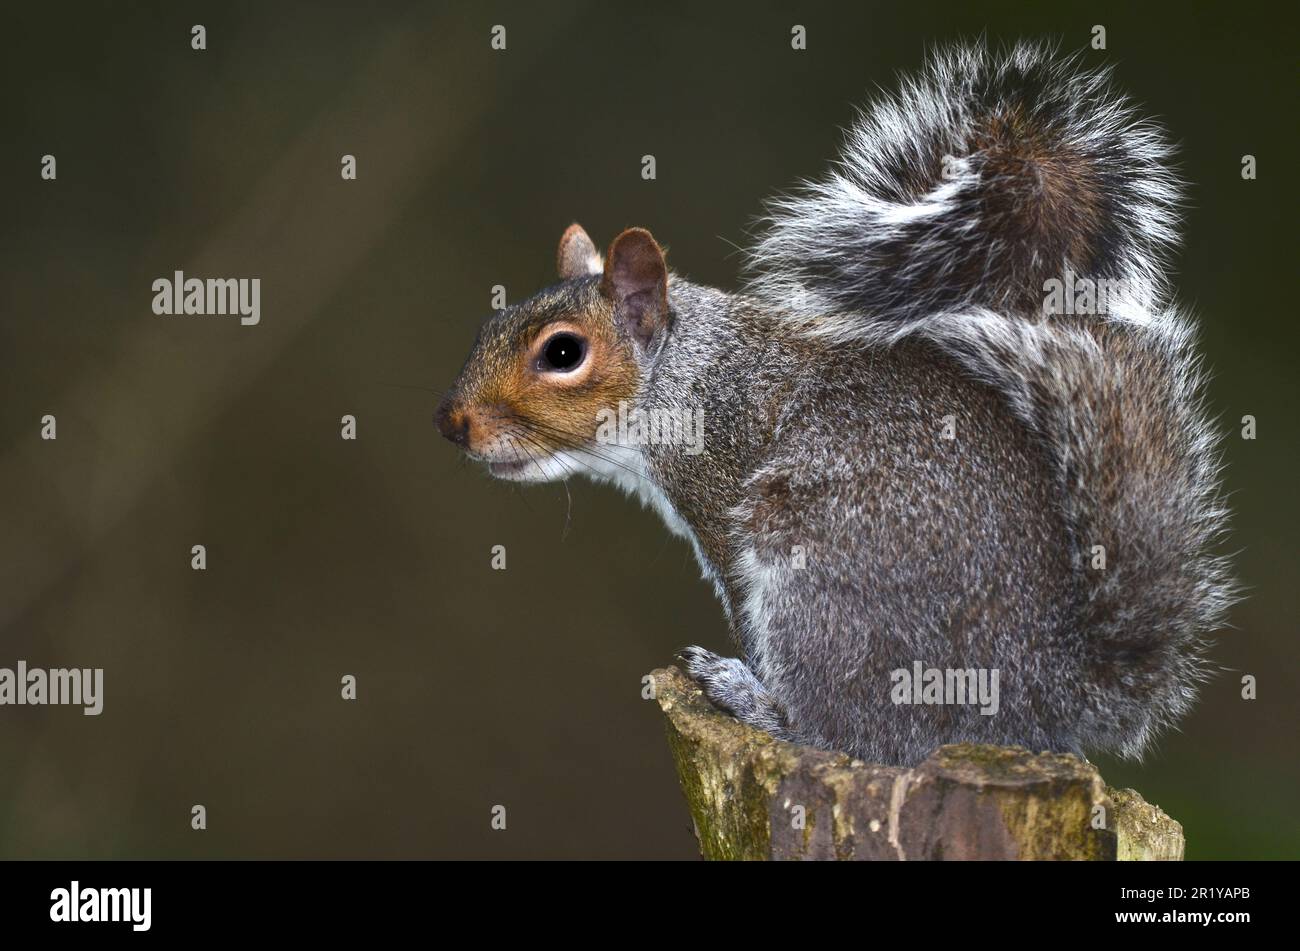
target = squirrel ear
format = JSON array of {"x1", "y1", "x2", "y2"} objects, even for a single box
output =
[
  {"x1": 557, "y1": 223, "x2": 603, "y2": 279},
  {"x1": 601, "y1": 228, "x2": 669, "y2": 347}
]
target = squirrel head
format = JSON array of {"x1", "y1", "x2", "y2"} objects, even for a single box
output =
[{"x1": 435, "y1": 224, "x2": 671, "y2": 482}]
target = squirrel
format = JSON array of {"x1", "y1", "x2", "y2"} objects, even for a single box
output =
[{"x1": 435, "y1": 41, "x2": 1235, "y2": 766}]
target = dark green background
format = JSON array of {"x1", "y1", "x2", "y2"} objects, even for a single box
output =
[{"x1": 1, "y1": 1, "x2": 1294, "y2": 859}]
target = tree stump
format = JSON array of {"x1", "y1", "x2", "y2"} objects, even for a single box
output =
[{"x1": 651, "y1": 666, "x2": 1183, "y2": 861}]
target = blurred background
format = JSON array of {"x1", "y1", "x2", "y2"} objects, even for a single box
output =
[{"x1": 1, "y1": 1, "x2": 1294, "y2": 859}]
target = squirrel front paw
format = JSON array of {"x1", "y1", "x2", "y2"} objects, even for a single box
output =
[{"x1": 676, "y1": 646, "x2": 789, "y2": 737}]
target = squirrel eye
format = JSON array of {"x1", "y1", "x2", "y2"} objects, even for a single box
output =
[{"x1": 539, "y1": 333, "x2": 586, "y2": 372}]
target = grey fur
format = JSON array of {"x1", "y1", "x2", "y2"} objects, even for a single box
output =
[
  {"x1": 666, "y1": 43, "x2": 1231, "y2": 763},
  {"x1": 655, "y1": 289, "x2": 1231, "y2": 765},
  {"x1": 445, "y1": 42, "x2": 1235, "y2": 766}
]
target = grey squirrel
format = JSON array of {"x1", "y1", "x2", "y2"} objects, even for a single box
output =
[{"x1": 435, "y1": 41, "x2": 1235, "y2": 766}]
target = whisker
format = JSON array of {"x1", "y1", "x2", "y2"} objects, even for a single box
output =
[
  {"x1": 519, "y1": 421, "x2": 650, "y2": 480},
  {"x1": 478, "y1": 411, "x2": 650, "y2": 482},
  {"x1": 506, "y1": 433, "x2": 580, "y2": 539}
]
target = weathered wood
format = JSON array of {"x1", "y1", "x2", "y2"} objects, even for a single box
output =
[{"x1": 651, "y1": 665, "x2": 1183, "y2": 861}]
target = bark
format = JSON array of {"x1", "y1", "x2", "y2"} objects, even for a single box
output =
[{"x1": 651, "y1": 665, "x2": 1183, "y2": 861}]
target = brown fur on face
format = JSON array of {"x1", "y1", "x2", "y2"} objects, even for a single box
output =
[
  {"x1": 435, "y1": 275, "x2": 641, "y2": 479},
  {"x1": 436, "y1": 224, "x2": 669, "y2": 480}
]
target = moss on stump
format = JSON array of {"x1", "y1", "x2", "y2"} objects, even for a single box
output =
[{"x1": 651, "y1": 665, "x2": 1184, "y2": 861}]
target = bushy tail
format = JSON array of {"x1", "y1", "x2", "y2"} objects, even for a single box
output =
[
  {"x1": 745, "y1": 40, "x2": 1235, "y2": 757},
  {"x1": 918, "y1": 309, "x2": 1234, "y2": 756},
  {"x1": 745, "y1": 40, "x2": 1182, "y2": 334}
]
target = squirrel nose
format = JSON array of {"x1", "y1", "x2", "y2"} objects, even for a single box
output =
[{"x1": 434, "y1": 398, "x2": 471, "y2": 447}]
